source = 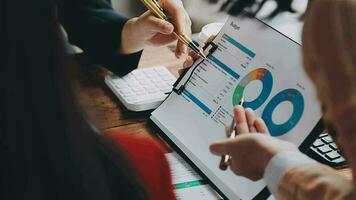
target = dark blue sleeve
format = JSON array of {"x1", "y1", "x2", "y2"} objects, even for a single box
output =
[{"x1": 58, "y1": 0, "x2": 142, "y2": 76}]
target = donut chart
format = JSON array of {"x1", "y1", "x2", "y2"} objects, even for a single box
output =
[
  {"x1": 232, "y1": 68, "x2": 273, "y2": 109},
  {"x1": 262, "y1": 89, "x2": 305, "y2": 136}
]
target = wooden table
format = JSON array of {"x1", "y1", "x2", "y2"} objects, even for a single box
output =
[{"x1": 73, "y1": 44, "x2": 352, "y2": 181}]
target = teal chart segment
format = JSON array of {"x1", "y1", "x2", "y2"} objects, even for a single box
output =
[
  {"x1": 262, "y1": 89, "x2": 305, "y2": 136},
  {"x1": 232, "y1": 68, "x2": 273, "y2": 109}
]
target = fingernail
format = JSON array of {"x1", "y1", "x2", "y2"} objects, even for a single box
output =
[
  {"x1": 235, "y1": 105, "x2": 243, "y2": 110},
  {"x1": 183, "y1": 61, "x2": 188, "y2": 68}
]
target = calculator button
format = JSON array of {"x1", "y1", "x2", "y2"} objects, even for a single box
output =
[
  {"x1": 160, "y1": 88, "x2": 172, "y2": 93},
  {"x1": 321, "y1": 136, "x2": 333, "y2": 144},
  {"x1": 319, "y1": 133, "x2": 328, "y2": 137},
  {"x1": 146, "y1": 88, "x2": 159, "y2": 93},
  {"x1": 158, "y1": 84, "x2": 171, "y2": 89},
  {"x1": 138, "y1": 79, "x2": 150, "y2": 85},
  {"x1": 132, "y1": 70, "x2": 143, "y2": 75},
  {"x1": 118, "y1": 88, "x2": 131, "y2": 94},
  {"x1": 317, "y1": 145, "x2": 332, "y2": 154},
  {"x1": 112, "y1": 79, "x2": 124, "y2": 84},
  {"x1": 329, "y1": 143, "x2": 338, "y2": 150},
  {"x1": 128, "y1": 82, "x2": 140, "y2": 87},
  {"x1": 143, "y1": 68, "x2": 155, "y2": 74},
  {"x1": 162, "y1": 76, "x2": 173, "y2": 81},
  {"x1": 149, "y1": 93, "x2": 166, "y2": 99},
  {"x1": 115, "y1": 83, "x2": 129, "y2": 89},
  {"x1": 338, "y1": 156, "x2": 346, "y2": 163},
  {"x1": 154, "y1": 66, "x2": 167, "y2": 72},
  {"x1": 325, "y1": 151, "x2": 341, "y2": 160},
  {"x1": 123, "y1": 93, "x2": 135, "y2": 98},
  {"x1": 152, "y1": 78, "x2": 163, "y2": 83},
  {"x1": 131, "y1": 88, "x2": 145, "y2": 93},
  {"x1": 138, "y1": 94, "x2": 163, "y2": 101},
  {"x1": 312, "y1": 139, "x2": 324, "y2": 147},
  {"x1": 165, "y1": 79, "x2": 176, "y2": 85},
  {"x1": 125, "y1": 97, "x2": 138, "y2": 103},
  {"x1": 134, "y1": 75, "x2": 146, "y2": 80},
  {"x1": 147, "y1": 89, "x2": 160, "y2": 94},
  {"x1": 143, "y1": 85, "x2": 156, "y2": 90},
  {"x1": 146, "y1": 73, "x2": 158, "y2": 79},
  {"x1": 135, "y1": 91, "x2": 147, "y2": 96},
  {"x1": 114, "y1": 85, "x2": 121, "y2": 90}
]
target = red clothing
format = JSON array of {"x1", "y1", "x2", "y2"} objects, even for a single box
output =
[{"x1": 107, "y1": 133, "x2": 176, "y2": 200}]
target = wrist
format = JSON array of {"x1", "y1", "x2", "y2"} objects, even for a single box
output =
[
  {"x1": 120, "y1": 18, "x2": 145, "y2": 55},
  {"x1": 263, "y1": 151, "x2": 315, "y2": 197},
  {"x1": 259, "y1": 138, "x2": 298, "y2": 173}
]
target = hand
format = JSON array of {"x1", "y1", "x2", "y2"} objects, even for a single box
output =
[
  {"x1": 177, "y1": 51, "x2": 199, "y2": 75},
  {"x1": 182, "y1": 34, "x2": 217, "y2": 69},
  {"x1": 209, "y1": 106, "x2": 298, "y2": 181},
  {"x1": 121, "y1": 0, "x2": 192, "y2": 58}
]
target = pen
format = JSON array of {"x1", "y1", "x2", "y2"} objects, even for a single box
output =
[
  {"x1": 140, "y1": 0, "x2": 207, "y2": 59},
  {"x1": 219, "y1": 96, "x2": 245, "y2": 170}
]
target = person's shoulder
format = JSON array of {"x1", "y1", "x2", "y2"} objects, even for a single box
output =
[{"x1": 104, "y1": 131, "x2": 168, "y2": 157}]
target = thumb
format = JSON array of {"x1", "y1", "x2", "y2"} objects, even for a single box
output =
[
  {"x1": 146, "y1": 15, "x2": 174, "y2": 35},
  {"x1": 209, "y1": 139, "x2": 235, "y2": 156}
]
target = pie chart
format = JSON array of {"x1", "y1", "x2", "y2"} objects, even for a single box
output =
[
  {"x1": 262, "y1": 88, "x2": 305, "y2": 136},
  {"x1": 232, "y1": 68, "x2": 273, "y2": 109}
]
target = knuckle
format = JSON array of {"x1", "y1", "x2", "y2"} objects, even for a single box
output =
[{"x1": 156, "y1": 21, "x2": 166, "y2": 30}]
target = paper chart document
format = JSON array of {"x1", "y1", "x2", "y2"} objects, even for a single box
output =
[
  {"x1": 151, "y1": 15, "x2": 321, "y2": 199},
  {"x1": 166, "y1": 153, "x2": 222, "y2": 200}
]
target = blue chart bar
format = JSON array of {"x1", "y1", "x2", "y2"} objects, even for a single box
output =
[
  {"x1": 223, "y1": 34, "x2": 256, "y2": 58},
  {"x1": 182, "y1": 90, "x2": 212, "y2": 115},
  {"x1": 209, "y1": 55, "x2": 240, "y2": 80}
]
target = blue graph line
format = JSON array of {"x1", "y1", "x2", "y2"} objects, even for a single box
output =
[
  {"x1": 223, "y1": 34, "x2": 256, "y2": 58},
  {"x1": 183, "y1": 90, "x2": 212, "y2": 115},
  {"x1": 209, "y1": 55, "x2": 240, "y2": 80}
]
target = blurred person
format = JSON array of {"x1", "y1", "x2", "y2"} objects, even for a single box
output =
[
  {"x1": 0, "y1": 0, "x2": 193, "y2": 199},
  {"x1": 209, "y1": 0, "x2": 356, "y2": 199},
  {"x1": 59, "y1": 0, "x2": 192, "y2": 76}
]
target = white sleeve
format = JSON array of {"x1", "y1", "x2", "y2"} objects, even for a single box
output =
[{"x1": 263, "y1": 151, "x2": 316, "y2": 197}]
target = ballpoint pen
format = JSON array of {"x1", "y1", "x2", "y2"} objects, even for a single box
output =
[
  {"x1": 140, "y1": 0, "x2": 207, "y2": 59},
  {"x1": 219, "y1": 96, "x2": 245, "y2": 170}
]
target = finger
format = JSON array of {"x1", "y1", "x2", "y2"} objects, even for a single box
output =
[
  {"x1": 245, "y1": 108, "x2": 257, "y2": 132},
  {"x1": 254, "y1": 118, "x2": 269, "y2": 135},
  {"x1": 169, "y1": 6, "x2": 188, "y2": 36},
  {"x1": 209, "y1": 139, "x2": 236, "y2": 156},
  {"x1": 146, "y1": 15, "x2": 174, "y2": 35},
  {"x1": 188, "y1": 51, "x2": 200, "y2": 61},
  {"x1": 178, "y1": 67, "x2": 189, "y2": 76},
  {"x1": 225, "y1": 124, "x2": 232, "y2": 138},
  {"x1": 164, "y1": 4, "x2": 190, "y2": 57},
  {"x1": 183, "y1": 56, "x2": 193, "y2": 68},
  {"x1": 149, "y1": 33, "x2": 177, "y2": 45},
  {"x1": 175, "y1": 40, "x2": 186, "y2": 58},
  {"x1": 233, "y1": 106, "x2": 249, "y2": 134}
]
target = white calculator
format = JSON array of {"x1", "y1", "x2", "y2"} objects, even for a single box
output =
[{"x1": 105, "y1": 66, "x2": 177, "y2": 111}]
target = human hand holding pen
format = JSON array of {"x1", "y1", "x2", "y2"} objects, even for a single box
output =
[
  {"x1": 209, "y1": 106, "x2": 298, "y2": 181},
  {"x1": 182, "y1": 35, "x2": 217, "y2": 69},
  {"x1": 121, "y1": 0, "x2": 192, "y2": 58}
]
